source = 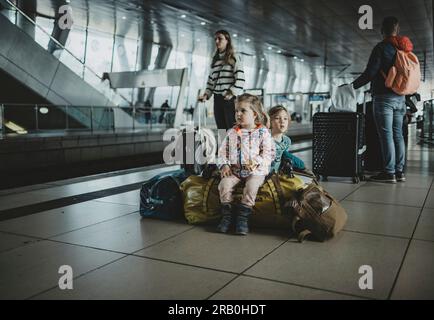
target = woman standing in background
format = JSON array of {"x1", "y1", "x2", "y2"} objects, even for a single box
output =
[{"x1": 198, "y1": 30, "x2": 245, "y2": 130}]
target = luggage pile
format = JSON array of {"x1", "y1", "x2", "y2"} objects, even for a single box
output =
[
  {"x1": 139, "y1": 165, "x2": 347, "y2": 242},
  {"x1": 180, "y1": 172, "x2": 305, "y2": 229},
  {"x1": 139, "y1": 102, "x2": 348, "y2": 242}
]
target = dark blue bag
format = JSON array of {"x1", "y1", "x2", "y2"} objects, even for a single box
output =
[{"x1": 139, "y1": 169, "x2": 190, "y2": 220}]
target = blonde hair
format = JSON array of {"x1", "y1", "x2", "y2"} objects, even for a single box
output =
[
  {"x1": 268, "y1": 105, "x2": 291, "y2": 129},
  {"x1": 236, "y1": 93, "x2": 267, "y2": 126}
]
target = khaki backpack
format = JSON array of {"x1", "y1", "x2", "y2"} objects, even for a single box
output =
[
  {"x1": 286, "y1": 180, "x2": 347, "y2": 242},
  {"x1": 381, "y1": 49, "x2": 420, "y2": 96}
]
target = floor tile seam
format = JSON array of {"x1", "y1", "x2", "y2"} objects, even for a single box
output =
[
  {"x1": 44, "y1": 211, "x2": 140, "y2": 239},
  {"x1": 25, "y1": 254, "x2": 130, "y2": 300},
  {"x1": 238, "y1": 274, "x2": 376, "y2": 300},
  {"x1": 205, "y1": 238, "x2": 291, "y2": 300},
  {"x1": 342, "y1": 199, "x2": 423, "y2": 209},
  {"x1": 0, "y1": 230, "x2": 47, "y2": 254},
  {"x1": 129, "y1": 225, "x2": 197, "y2": 254},
  {"x1": 204, "y1": 275, "x2": 244, "y2": 300},
  {"x1": 359, "y1": 182, "x2": 433, "y2": 190},
  {"x1": 341, "y1": 228, "x2": 414, "y2": 241},
  {"x1": 0, "y1": 210, "x2": 139, "y2": 240},
  {"x1": 386, "y1": 177, "x2": 434, "y2": 300},
  {"x1": 129, "y1": 253, "x2": 241, "y2": 276},
  {"x1": 410, "y1": 237, "x2": 434, "y2": 244},
  {"x1": 358, "y1": 184, "x2": 432, "y2": 191},
  {"x1": 335, "y1": 182, "x2": 368, "y2": 202},
  {"x1": 0, "y1": 216, "x2": 144, "y2": 256},
  {"x1": 44, "y1": 223, "x2": 196, "y2": 254},
  {"x1": 43, "y1": 238, "x2": 142, "y2": 256}
]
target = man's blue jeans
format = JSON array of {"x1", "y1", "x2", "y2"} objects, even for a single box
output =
[{"x1": 373, "y1": 94, "x2": 406, "y2": 174}]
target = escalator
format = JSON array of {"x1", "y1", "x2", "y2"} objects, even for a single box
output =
[{"x1": 0, "y1": 9, "x2": 138, "y2": 132}]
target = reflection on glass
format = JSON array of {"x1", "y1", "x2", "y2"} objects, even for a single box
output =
[{"x1": 35, "y1": 16, "x2": 54, "y2": 50}]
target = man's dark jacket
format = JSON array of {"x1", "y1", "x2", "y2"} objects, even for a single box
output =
[{"x1": 352, "y1": 42, "x2": 397, "y2": 95}]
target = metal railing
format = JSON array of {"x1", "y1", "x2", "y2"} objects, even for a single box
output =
[
  {"x1": 3, "y1": 0, "x2": 131, "y2": 107},
  {"x1": 0, "y1": 104, "x2": 179, "y2": 137}
]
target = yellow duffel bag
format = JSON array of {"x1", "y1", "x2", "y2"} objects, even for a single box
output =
[{"x1": 180, "y1": 173, "x2": 305, "y2": 229}]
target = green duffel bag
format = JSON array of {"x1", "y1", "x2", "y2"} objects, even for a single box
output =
[{"x1": 180, "y1": 173, "x2": 305, "y2": 229}]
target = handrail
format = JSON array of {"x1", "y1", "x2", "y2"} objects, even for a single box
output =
[
  {"x1": 4, "y1": 0, "x2": 131, "y2": 106},
  {"x1": 0, "y1": 103, "x2": 179, "y2": 138},
  {"x1": 0, "y1": 103, "x2": 178, "y2": 111}
]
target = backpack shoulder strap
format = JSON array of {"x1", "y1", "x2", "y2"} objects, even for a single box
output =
[
  {"x1": 380, "y1": 41, "x2": 398, "y2": 79},
  {"x1": 270, "y1": 173, "x2": 285, "y2": 211}
]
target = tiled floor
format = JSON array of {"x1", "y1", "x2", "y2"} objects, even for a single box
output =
[{"x1": 0, "y1": 139, "x2": 433, "y2": 300}]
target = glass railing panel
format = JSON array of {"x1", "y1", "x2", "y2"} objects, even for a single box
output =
[
  {"x1": 37, "y1": 105, "x2": 67, "y2": 130},
  {"x1": 91, "y1": 106, "x2": 115, "y2": 132},
  {"x1": 3, "y1": 104, "x2": 37, "y2": 133},
  {"x1": 4, "y1": 0, "x2": 131, "y2": 107},
  {"x1": 133, "y1": 108, "x2": 177, "y2": 131},
  {"x1": 0, "y1": 103, "x2": 179, "y2": 137},
  {"x1": 66, "y1": 106, "x2": 92, "y2": 130}
]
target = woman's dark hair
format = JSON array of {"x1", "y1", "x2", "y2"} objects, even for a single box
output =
[
  {"x1": 381, "y1": 16, "x2": 399, "y2": 36},
  {"x1": 212, "y1": 30, "x2": 236, "y2": 66}
]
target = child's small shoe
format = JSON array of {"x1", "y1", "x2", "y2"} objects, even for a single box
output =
[
  {"x1": 235, "y1": 204, "x2": 252, "y2": 235},
  {"x1": 216, "y1": 203, "x2": 233, "y2": 233}
]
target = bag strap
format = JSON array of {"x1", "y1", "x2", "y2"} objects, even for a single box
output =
[
  {"x1": 203, "y1": 177, "x2": 219, "y2": 213},
  {"x1": 270, "y1": 173, "x2": 286, "y2": 213},
  {"x1": 264, "y1": 177, "x2": 281, "y2": 215}
]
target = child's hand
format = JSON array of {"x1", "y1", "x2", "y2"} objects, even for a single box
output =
[
  {"x1": 198, "y1": 94, "x2": 208, "y2": 102},
  {"x1": 220, "y1": 165, "x2": 232, "y2": 178},
  {"x1": 245, "y1": 160, "x2": 258, "y2": 172}
]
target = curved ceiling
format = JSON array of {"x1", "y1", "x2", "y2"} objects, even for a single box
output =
[{"x1": 8, "y1": 0, "x2": 434, "y2": 82}]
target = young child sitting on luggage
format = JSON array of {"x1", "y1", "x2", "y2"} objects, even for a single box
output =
[
  {"x1": 217, "y1": 93, "x2": 275, "y2": 235},
  {"x1": 268, "y1": 105, "x2": 306, "y2": 173}
]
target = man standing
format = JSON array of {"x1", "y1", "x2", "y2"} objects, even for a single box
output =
[
  {"x1": 353, "y1": 16, "x2": 412, "y2": 183},
  {"x1": 159, "y1": 100, "x2": 169, "y2": 124},
  {"x1": 144, "y1": 99, "x2": 152, "y2": 124}
]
